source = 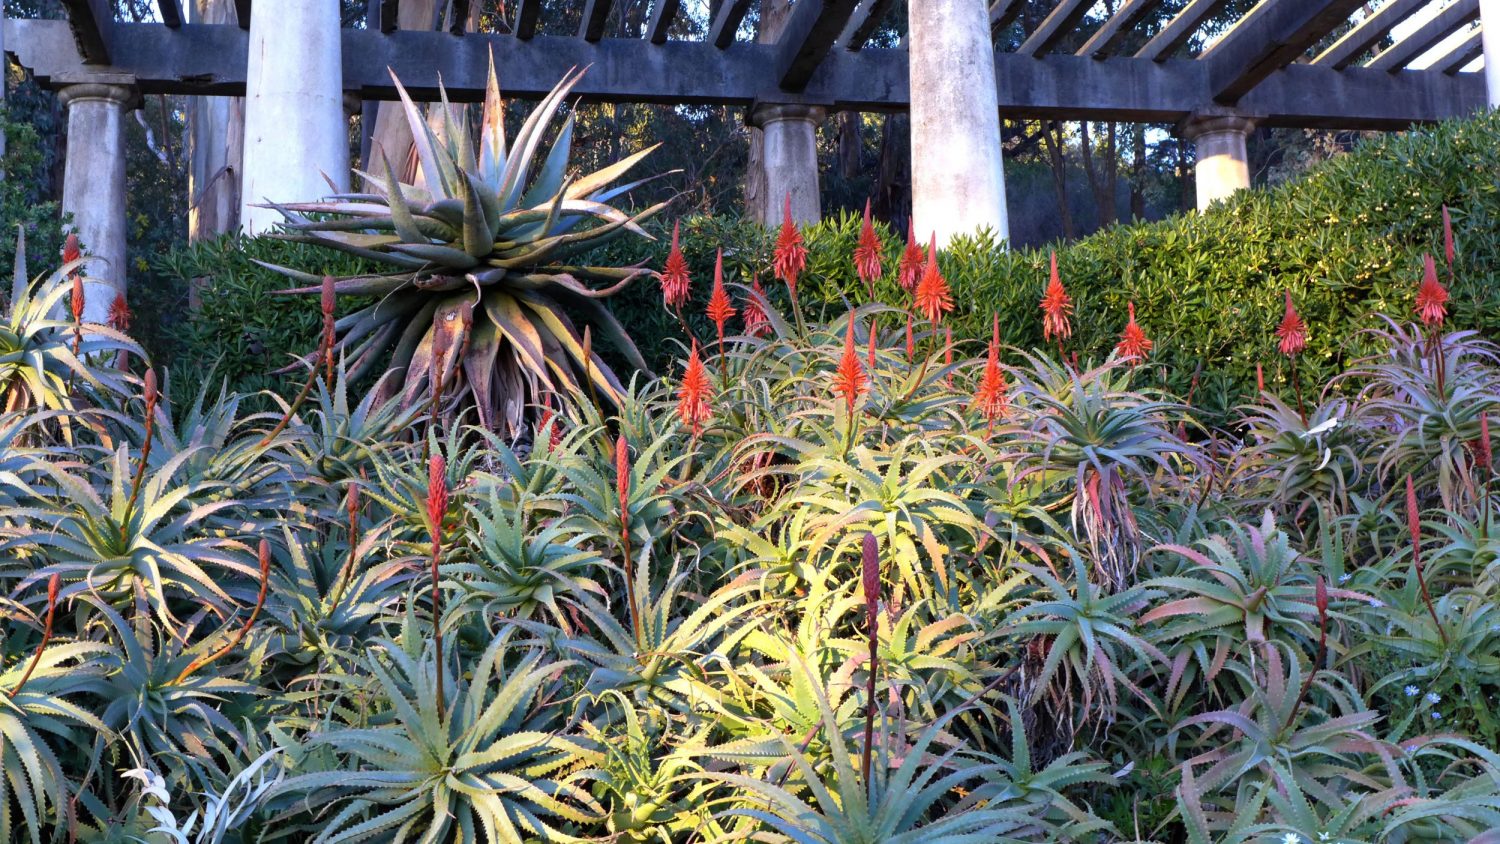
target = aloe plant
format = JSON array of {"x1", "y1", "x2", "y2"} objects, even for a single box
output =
[{"x1": 264, "y1": 61, "x2": 666, "y2": 432}]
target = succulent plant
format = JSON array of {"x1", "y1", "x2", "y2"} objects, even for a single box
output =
[{"x1": 264, "y1": 59, "x2": 666, "y2": 434}]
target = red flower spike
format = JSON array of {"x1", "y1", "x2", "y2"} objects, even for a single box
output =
[
  {"x1": 676, "y1": 341, "x2": 712, "y2": 435},
  {"x1": 615, "y1": 435, "x2": 631, "y2": 517},
  {"x1": 897, "y1": 218, "x2": 925, "y2": 293},
  {"x1": 1416, "y1": 253, "x2": 1448, "y2": 328},
  {"x1": 1315, "y1": 574, "x2": 1328, "y2": 617},
  {"x1": 1405, "y1": 474, "x2": 1422, "y2": 553},
  {"x1": 537, "y1": 395, "x2": 564, "y2": 450},
  {"x1": 867, "y1": 320, "x2": 878, "y2": 371},
  {"x1": 1256, "y1": 363, "x2": 1265, "y2": 393},
  {"x1": 861, "y1": 531, "x2": 880, "y2": 616},
  {"x1": 833, "y1": 318, "x2": 868, "y2": 415},
  {"x1": 773, "y1": 194, "x2": 808, "y2": 292},
  {"x1": 1442, "y1": 205, "x2": 1455, "y2": 268},
  {"x1": 972, "y1": 313, "x2": 1009, "y2": 423},
  {"x1": 1041, "y1": 251, "x2": 1073, "y2": 342},
  {"x1": 321, "y1": 275, "x2": 337, "y2": 317},
  {"x1": 1276, "y1": 291, "x2": 1307, "y2": 357},
  {"x1": 742, "y1": 277, "x2": 770, "y2": 338},
  {"x1": 426, "y1": 454, "x2": 449, "y2": 537},
  {"x1": 143, "y1": 368, "x2": 159, "y2": 408},
  {"x1": 1115, "y1": 302, "x2": 1153, "y2": 364},
  {"x1": 904, "y1": 313, "x2": 915, "y2": 359},
  {"x1": 108, "y1": 292, "x2": 132, "y2": 331},
  {"x1": 1478, "y1": 414, "x2": 1492, "y2": 473},
  {"x1": 61, "y1": 233, "x2": 81, "y2": 266},
  {"x1": 70, "y1": 274, "x2": 84, "y2": 323},
  {"x1": 854, "y1": 199, "x2": 883, "y2": 291},
  {"x1": 660, "y1": 221, "x2": 691, "y2": 312},
  {"x1": 914, "y1": 235, "x2": 954, "y2": 325},
  {"x1": 706, "y1": 249, "x2": 736, "y2": 337}
]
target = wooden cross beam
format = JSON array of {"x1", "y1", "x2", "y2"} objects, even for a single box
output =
[
  {"x1": 380, "y1": 0, "x2": 400, "y2": 33},
  {"x1": 1017, "y1": 0, "x2": 1094, "y2": 57},
  {"x1": 989, "y1": 0, "x2": 1026, "y2": 37},
  {"x1": 1312, "y1": 0, "x2": 1430, "y2": 69},
  {"x1": 158, "y1": 0, "x2": 185, "y2": 28},
  {"x1": 1201, "y1": 0, "x2": 1368, "y2": 102},
  {"x1": 1135, "y1": 0, "x2": 1231, "y2": 61},
  {"x1": 775, "y1": 0, "x2": 863, "y2": 92},
  {"x1": 646, "y1": 0, "x2": 681, "y2": 44},
  {"x1": 1431, "y1": 30, "x2": 1484, "y2": 75},
  {"x1": 839, "y1": 0, "x2": 894, "y2": 51},
  {"x1": 59, "y1": 0, "x2": 114, "y2": 63},
  {"x1": 1366, "y1": 0, "x2": 1480, "y2": 71},
  {"x1": 709, "y1": 0, "x2": 753, "y2": 48},
  {"x1": 1078, "y1": 0, "x2": 1165, "y2": 59},
  {"x1": 579, "y1": 0, "x2": 613, "y2": 42},
  {"x1": 234, "y1": 0, "x2": 250, "y2": 29},
  {"x1": 513, "y1": 0, "x2": 542, "y2": 39}
]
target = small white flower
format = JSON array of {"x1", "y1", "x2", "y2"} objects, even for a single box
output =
[
  {"x1": 1426, "y1": 691, "x2": 1442, "y2": 704},
  {"x1": 1338, "y1": 573, "x2": 1351, "y2": 584},
  {"x1": 1319, "y1": 834, "x2": 1332, "y2": 842},
  {"x1": 1283, "y1": 834, "x2": 1301, "y2": 844},
  {"x1": 1431, "y1": 711, "x2": 1442, "y2": 720},
  {"x1": 1404, "y1": 685, "x2": 1420, "y2": 696},
  {"x1": 1370, "y1": 599, "x2": 1384, "y2": 608}
]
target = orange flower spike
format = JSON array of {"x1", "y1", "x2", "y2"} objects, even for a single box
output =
[
  {"x1": 426, "y1": 454, "x2": 449, "y2": 538},
  {"x1": 1041, "y1": 251, "x2": 1073, "y2": 342},
  {"x1": 676, "y1": 341, "x2": 713, "y2": 435},
  {"x1": 896, "y1": 218, "x2": 924, "y2": 293},
  {"x1": 867, "y1": 320, "x2": 879, "y2": 371},
  {"x1": 772, "y1": 194, "x2": 808, "y2": 292},
  {"x1": 833, "y1": 318, "x2": 868, "y2": 415},
  {"x1": 1416, "y1": 253, "x2": 1448, "y2": 328},
  {"x1": 1256, "y1": 363, "x2": 1265, "y2": 393},
  {"x1": 972, "y1": 313, "x2": 1009, "y2": 424},
  {"x1": 706, "y1": 249, "x2": 736, "y2": 341},
  {"x1": 742, "y1": 277, "x2": 770, "y2": 338},
  {"x1": 61, "y1": 233, "x2": 81, "y2": 266},
  {"x1": 914, "y1": 234, "x2": 954, "y2": 325},
  {"x1": 1479, "y1": 413, "x2": 1493, "y2": 473},
  {"x1": 660, "y1": 220, "x2": 691, "y2": 312},
  {"x1": 1115, "y1": 302, "x2": 1153, "y2": 364},
  {"x1": 854, "y1": 199, "x2": 883, "y2": 293},
  {"x1": 108, "y1": 292, "x2": 132, "y2": 331},
  {"x1": 70, "y1": 273, "x2": 84, "y2": 323},
  {"x1": 904, "y1": 313, "x2": 915, "y2": 359},
  {"x1": 1442, "y1": 205, "x2": 1455, "y2": 269},
  {"x1": 1276, "y1": 291, "x2": 1307, "y2": 357},
  {"x1": 615, "y1": 434, "x2": 631, "y2": 518}
]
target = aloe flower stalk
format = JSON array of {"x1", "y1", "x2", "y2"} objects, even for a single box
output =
[
  {"x1": 330, "y1": 476, "x2": 363, "y2": 608},
  {"x1": 1256, "y1": 363, "x2": 1265, "y2": 394},
  {"x1": 108, "y1": 292, "x2": 131, "y2": 332},
  {"x1": 70, "y1": 272, "x2": 84, "y2": 356},
  {"x1": 175, "y1": 540, "x2": 271, "y2": 685},
  {"x1": 617, "y1": 435, "x2": 645, "y2": 645},
  {"x1": 854, "y1": 199, "x2": 883, "y2": 298},
  {"x1": 1287, "y1": 575, "x2": 1329, "y2": 729},
  {"x1": 1115, "y1": 302, "x2": 1152, "y2": 365},
  {"x1": 124, "y1": 368, "x2": 159, "y2": 524},
  {"x1": 1416, "y1": 253, "x2": 1449, "y2": 395},
  {"x1": 834, "y1": 318, "x2": 868, "y2": 418},
  {"x1": 320, "y1": 275, "x2": 337, "y2": 385},
  {"x1": 428, "y1": 455, "x2": 450, "y2": 711},
  {"x1": 774, "y1": 195, "x2": 809, "y2": 336},
  {"x1": 914, "y1": 235, "x2": 953, "y2": 326},
  {"x1": 8, "y1": 574, "x2": 60, "y2": 699},
  {"x1": 1479, "y1": 414, "x2": 1492, "y2": 535},
  {"x1": 896, "y1": 218, "x2": 924, "y2": 293},
  {"x1": 1406, "y1": 474, "x2": 1449, "y2": 646},
  {"x1": 1041, "y1": 251, "x2": 1072, "y2": 358},
  {"x1": 860, "y1": 532, "x2": 880, "y2": 783},
  {"x1": 904, "y1": 313, "x2": 915, "y2": 360},
  {"x1": 1277, "y1": 291, "x2": 1309, "y2": 425},
  {"x1": 259, "y1": 285, "x2": 350, "y2": 448},
  {"x1": 676, "y1": 341, "x2": 712, "y2": 435},
  {"x1": 742, "y1": 277, "x2": 770, "y2": 339},
  {"x1": 1442, "y1": 204, "x2": 1455, "y2": 270},
  {"x1": 661, "y1": 220, "x2": 691, "y2": 316},
  {"x1": 972, "y1": 314, "x2": 1009, "y2": 429},
  {"x1": 866, "y1": 319, "x2": 878, "y2": 371},
  {"x1": 706, "y1": 249, "x2": 735, "y2": 384}
]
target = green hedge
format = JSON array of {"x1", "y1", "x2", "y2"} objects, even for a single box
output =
[{"x1": 150, "y1": 112, "x2": 1500, "y2": 418}]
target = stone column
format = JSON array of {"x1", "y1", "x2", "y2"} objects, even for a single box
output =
[
  {"x1": 240, "y1": 0, "x2": 350, "y2": 234},
  {"x1": 1182, "y1": 113, "x2": 1256, "y2": 212},
  {"x1": 747, "y1": 103, "x2": 825, "y2": 226},
  {"x1": 1482, "y1": 0, "x2": 1500, "y2": 108},
  {"x1": 59, "y1": 83, "x2": 134, "y2": 323},
  {"x1": 908, "y1": 0, "x2": 1008, "y2": 246}
]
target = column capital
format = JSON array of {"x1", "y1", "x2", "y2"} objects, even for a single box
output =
[
  {"x1": 747, "y1": 102, "x2": 826, "y2": 129},
  {"x1": 57, "y1": 81, "x2": 139, "y2": 110},
  {"x1": 1179, "y1": 110, "x2": 1259, "y2": 141},
  {"x1": 343, "y1": 92, "x2": 363, "y2": 118}
]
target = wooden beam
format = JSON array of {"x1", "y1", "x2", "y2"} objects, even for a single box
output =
[
  {"x1": 59, "y1": 0, "x2": 113, "y2": 63},
  {"x1": 1078, "y1": 0, "x2": 1164, "y2": 58},
  {"x1": 579, "y1": 0, "x2": 612, "y2": 42},
  {"x1": 839, "y1": 0, "x2": 895, "y2": 51},
  {"x1": 989, "y1": 0, "x2": 1026, "y2": 37},
  {"x1": 448, "y1": 0, "x2": 470, "y2": 35},
  {"x1": 7, "y1": 19, "x2": 1485, "y2": 128},
  {"x1": 380, "y1": 0, "x2": 399, "y2": 33},
  {"x1": 158, "y1": 0, "x2": 184, "y2": 28},
  {"x1": 709, "y1": 0, "x2": 753, "y2": 47},
  {"x1": 513, "y1": 0, "x2": 541, "y2": 39},
  {"x1": 1312, "y1": 0, "x2": 1429, "y2": 69},
  {"x1": 1134, "y1": 0, "x2": 1231, "y2": 61},
  {"x1": 234, "y1": 0, "x2": 250, "y2": 29},
  {"x1": 1201, "y1": 0, "x2": 1369, "y2": 103},
  {"x1": 646, "y1": 0, "x2": 681, "y2": 44},
  {"x1": 775, "y1": 0, "x2": 862, "y2": 91},
  {"x1": 1432, "y1": 29, "x2": 1484, "y2": 74},
  {"x1": 1017, "y1": 0, "x2": 1094, "y2": 57},
  {"x1": 1366, "y1": 0, "x2": 1480, "y2": 71}
]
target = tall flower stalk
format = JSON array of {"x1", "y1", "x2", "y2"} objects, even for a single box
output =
[
  {"x1": 1406, "y1": 474, "x2": 1449, "y2": 646},
  {"x1": 175, "y1": 540, "x2": 271, "y2": 684},
  {"x1": 773, "y1": 194, "x2": 810, "y2": 337},
  {"x1": 1286, "y1": 575, "x2": 1328, "y2": 729},
  {"x1": 896, "y1": 219, "x2": 924, "y2": 294},
  {"x1": 854, "y1": 199, "x2": 883, "y2": 299},
  {"x1": 972, "y1": 314, "x2": 1009, "y2": 430},
  {"x1": 260, "y1": 276, "x2": 343, "y2": 447},
  {"x1": 1115, "y1": 302, "x2": 1152, "y2": 366},
  {"x1": 427, "y1": 455, "x2": 450, "y2": 711},
  {"x1": 8, "y1": 575, "x2": 60, "y2": 698},
  {"x1": 833, "y1": 318, "x2": 868, "y2": 443},
  {"x1": 1478, "y1": 414, "x2": 1493, "y2": 535},
  {"x1": 706, "y1": 249, "x2": 736, "y2": 386},
  {"x1": 860, "y1": 532, "x2": 881, "y2": 783},
  {"x1": 123, "y1": 369, "x2": 159, "y2": 526},
  {"x1": 660, "y1": 220, "x2": 691, "y2": 327},
  {"x1": 1416, "y1": 253, "x2": 1449, "y2": 396},
  {"x1": 914, "y1": 235, "x2": 953, "y2": 328},
  {"x1": 1041, "y1": 251, "x2": 1072, "y2": 362},
  {"x1": 1276, "y1": 291, "x2": 1309, "y2": 426},
  {"x1": 617, "y1": 436, "x2": 645, "y2": 645}
]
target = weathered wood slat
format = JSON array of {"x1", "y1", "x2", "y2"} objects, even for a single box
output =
[
  {"x1": 1017, "y1": 0, "x2": 1093, "y2": 57},
  {"x1": 579, "y1": 0, "x2": 613, "y2": 42},
  {"x1": 1134, "y1": 0, "x2": 1231, "y2": 61},
  {"x1": 646, "y1": 0, "x2": 680, "y2": 44},
  {"x1": 775, "y1": 0, "x2": 862, "y2": 91},
  {"x1": 1077, "y1": 0, "x2": 1164, "y2": 59},
  {"x1": 1312, "y1": 0, "x2": 1429, "y2": 69},
  {"x1": 1366, "y1": 0, "x2": 1480, "y2": 71},
  {"x1": 59, "y1": 0, "x2": 113, "y2": 63},
  {"x1": 708, "y1": 0, "x2": 753, "y2": 48},
  {"x1": 513, "y1": 0, "x2": 541, "y2": 39},
  {"x1": 1201, "y1": 0, "x2": 1368, "y2": 102}
]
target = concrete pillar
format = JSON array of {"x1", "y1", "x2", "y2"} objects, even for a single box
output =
[
  {"x1": 240, "y1": 0, "x2": 349, "y2": 234},
  {"x1": 747, "y1": 103, "x2": 825, "y2": 226},
  {"x1": 1483, "y1": 0, "x2": 1500, "y2": 108},
  {"x1": 59, "y1": 83, "x2": 134, "y2": 323},
  {"x1": 909, "y1": 0, "x2": 1008, "y2": 246},
  {"x1": 1183, "y1": 113, "x2": 1256, "y2": 211}
]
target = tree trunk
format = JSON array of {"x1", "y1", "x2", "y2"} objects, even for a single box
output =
[
  {"x1": 838, "y1": 111, "x2": 862, "y2": 179},
  {"x1": 873, "y1": 113, "x2": 911, "y2": 231},
  {"x1": 1129, "y1": 122, "x2": 1147, "y2": 221},
  {"x1": 1041, "y1": 120, "x2": 1076, "y2": 240},
  {"x1": 187, "y1": 0, "x2": 244, "y2": 241},
  {"x1": 368, "y1": 0, "x2": 442, "y2": 183}
]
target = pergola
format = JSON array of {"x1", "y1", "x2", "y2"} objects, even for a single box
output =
[{"x1": 2, "y1": 0, "x2": 1497, "y2": 321}]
